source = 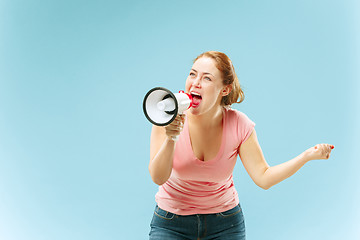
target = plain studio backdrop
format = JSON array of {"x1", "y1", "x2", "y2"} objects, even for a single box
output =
[{"x1": 0, "y1": 0, "x2": 359, "y2": 239}]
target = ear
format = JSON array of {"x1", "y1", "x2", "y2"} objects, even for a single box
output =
[{"x1": 221, "y1": 84, "x2": 232, "y2": 97}]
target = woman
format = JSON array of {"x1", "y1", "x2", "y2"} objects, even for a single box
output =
[{"x1": 148, "y1": 51, "x2": 334, "y2": 239}]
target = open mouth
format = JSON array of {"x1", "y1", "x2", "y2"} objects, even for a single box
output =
[{"x1": 190, "y1": 91, "x2": 202, "y2": 108}]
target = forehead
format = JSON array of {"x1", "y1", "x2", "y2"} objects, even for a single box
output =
[{"x1": 192, "y1": 57, "x2": 221, "y2": 78}]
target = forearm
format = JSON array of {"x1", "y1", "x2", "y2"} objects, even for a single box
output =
[
  {"x1": 261, "y1": 152, "x2": 310, "y2": 190},
  {"x1": 149, "y1": 138, "x2": 176, "y2": 185}
]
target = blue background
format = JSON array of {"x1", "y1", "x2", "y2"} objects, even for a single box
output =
[{"x1": 1, "y1": 0, "x2": 359, "y2": 239}]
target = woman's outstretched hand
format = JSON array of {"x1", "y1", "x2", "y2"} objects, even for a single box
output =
[{"x1": 304, "y1": 144, "x2": 335, "y2": 161}]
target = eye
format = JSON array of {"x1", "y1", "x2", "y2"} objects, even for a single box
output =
[
  {"x1": 189, "y1": 72, "x2": 196, "y2": 77},
  {"x1": 204, "y1": 76, "x2": 211, "y2": 81}
]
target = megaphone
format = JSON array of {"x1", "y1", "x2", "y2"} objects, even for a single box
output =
[{"x1": 143, "y1": 87, "x2": 193, "y2": 126}]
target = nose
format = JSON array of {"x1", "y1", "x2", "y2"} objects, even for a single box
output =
[{"x1": 192, "y1": 76, "x2": 201, "y2": 88}]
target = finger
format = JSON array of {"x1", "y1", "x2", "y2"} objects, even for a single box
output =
[
  {"x1": 314, "y1": 144, "x2": 326, "y2": 158},
  {"x1": 175, "y1": 116, "x2": 184, "y2": 125},
  {"x1": 170, "y1": 118, "x2": 182, "y2": 126},
  {"x1": 166, "y1": 125, "x2": 182, "y2": 132},
  {"x1": 323, "y1": 144, "x2": 330, "y2": 155},
  {"x1": 326, "y1": 144, "x2": 332, "y2": 153},
  {"x1": 315, "y1": 144, "x2": 327, "y2": 156},
  {"x1": 171, "y1": 118, "x2": 180, "y2": 124},
  {"x1": 315, "y1": 144, "x2": 334, "y2": 150},
  {"x1": 166, "y1": 129, "x2": 181, "y2": 136},
  {"x1": 320, "y1": 144, "x2": 326, "y2": 156},
  {"x1": 322, "y1": 144, "x2": 332, "y2": 153},
  {"x1": 323, "y1": 145, "x2": 332, "y2": 157},
  {"x1": 166, "y1": 123, "x2": 183, "y2": 132},
  {"x1": 169, "y1": 122, "x2": 180, "y2": 128},
  {"x1": 180, "y1": 115, "x2": 185, "y2": 124}
]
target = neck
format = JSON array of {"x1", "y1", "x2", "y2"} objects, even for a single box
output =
[{"x1": 187, "y1": 105, "x2": 224, "y2": 129}]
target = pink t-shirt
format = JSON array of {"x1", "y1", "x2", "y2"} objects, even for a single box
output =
[{"x1": 155, "y1": 107, "x2": 255, "y2": 215}]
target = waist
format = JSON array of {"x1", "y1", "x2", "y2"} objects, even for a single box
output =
[{"x1": 155, "y1": 177, "x2": 239, "y2": 215}]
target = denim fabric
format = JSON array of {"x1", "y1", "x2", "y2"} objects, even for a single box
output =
[{"x1": 149, "y1": 204, "x2": 246, "y2": 240}]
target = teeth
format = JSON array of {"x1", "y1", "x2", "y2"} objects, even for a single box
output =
[{"x1": 191, "y1": 92, "x2": 201, "y2": 97}]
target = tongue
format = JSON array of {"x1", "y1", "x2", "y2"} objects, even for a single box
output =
[{"x1": 192, "y1": 95, "x2": 202, "y2": 106}]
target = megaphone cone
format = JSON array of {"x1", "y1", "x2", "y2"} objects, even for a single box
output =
[{"x1": 143, "y1": 87, "x2": 193, "y2": 126}]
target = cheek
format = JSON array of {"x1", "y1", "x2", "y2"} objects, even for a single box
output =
[
  {"x1": 205, "y1": 85, "x2": 223, "y2": 101},
  {"x1": 185, "y1": 78, "x2": 192, "y2": 91}
]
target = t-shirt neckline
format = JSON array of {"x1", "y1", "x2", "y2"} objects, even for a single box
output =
[{"x1": 185, "y1": 108, "x2": 227, "y2": 164}]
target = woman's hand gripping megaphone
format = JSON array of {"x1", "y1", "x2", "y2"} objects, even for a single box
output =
[{"x1": 165, "y1": 114, "x2": 185, "y2": 142}]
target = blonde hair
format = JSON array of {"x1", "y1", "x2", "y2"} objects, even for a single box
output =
[{"x1": 194, "y1": 51, "x2": 245, "y2": 106}]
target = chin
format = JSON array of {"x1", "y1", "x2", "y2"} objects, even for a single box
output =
[{"x1": 188, "y1": 107, "x2": 201, "y2": 115}]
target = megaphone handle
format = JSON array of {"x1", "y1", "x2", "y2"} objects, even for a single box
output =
[{"x1": 170, "y1": 113, "x2": 184, "y2": 142}]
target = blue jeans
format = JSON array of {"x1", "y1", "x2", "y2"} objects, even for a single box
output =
[{"x1": 149, "y1": 204, "x2": 246, "y2": 240}]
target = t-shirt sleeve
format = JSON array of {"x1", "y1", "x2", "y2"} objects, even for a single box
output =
[{"x1": 236, "y1": 111, "x2": 256, "y2": 147}]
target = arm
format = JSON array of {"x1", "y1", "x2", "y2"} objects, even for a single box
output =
[
  {"x1": 148, "y1": 115, "x2": 185, "y2": 185},
  {"x1": 239, "y1": 129, "x2": 334, "y2": 190}
]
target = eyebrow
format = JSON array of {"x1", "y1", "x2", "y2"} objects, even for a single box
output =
[{"x1": 191, "y1": 69, "x2": 215, "y2": 77}]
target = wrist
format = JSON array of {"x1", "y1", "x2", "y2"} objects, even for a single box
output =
[
  {"x1": 300, "y1": 150, "x2": 312, "y2": 163},
  {"x1": 165, "y1": 136, "x2": 177, "y2": 144}
]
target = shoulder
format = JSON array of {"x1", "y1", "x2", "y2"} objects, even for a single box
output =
[
  {"x1": 224, "y1": 107, "x2": 253, "y2": 123},
  {"x1": 224, "y1": 107, "x2": 256, "y2": 145}
]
